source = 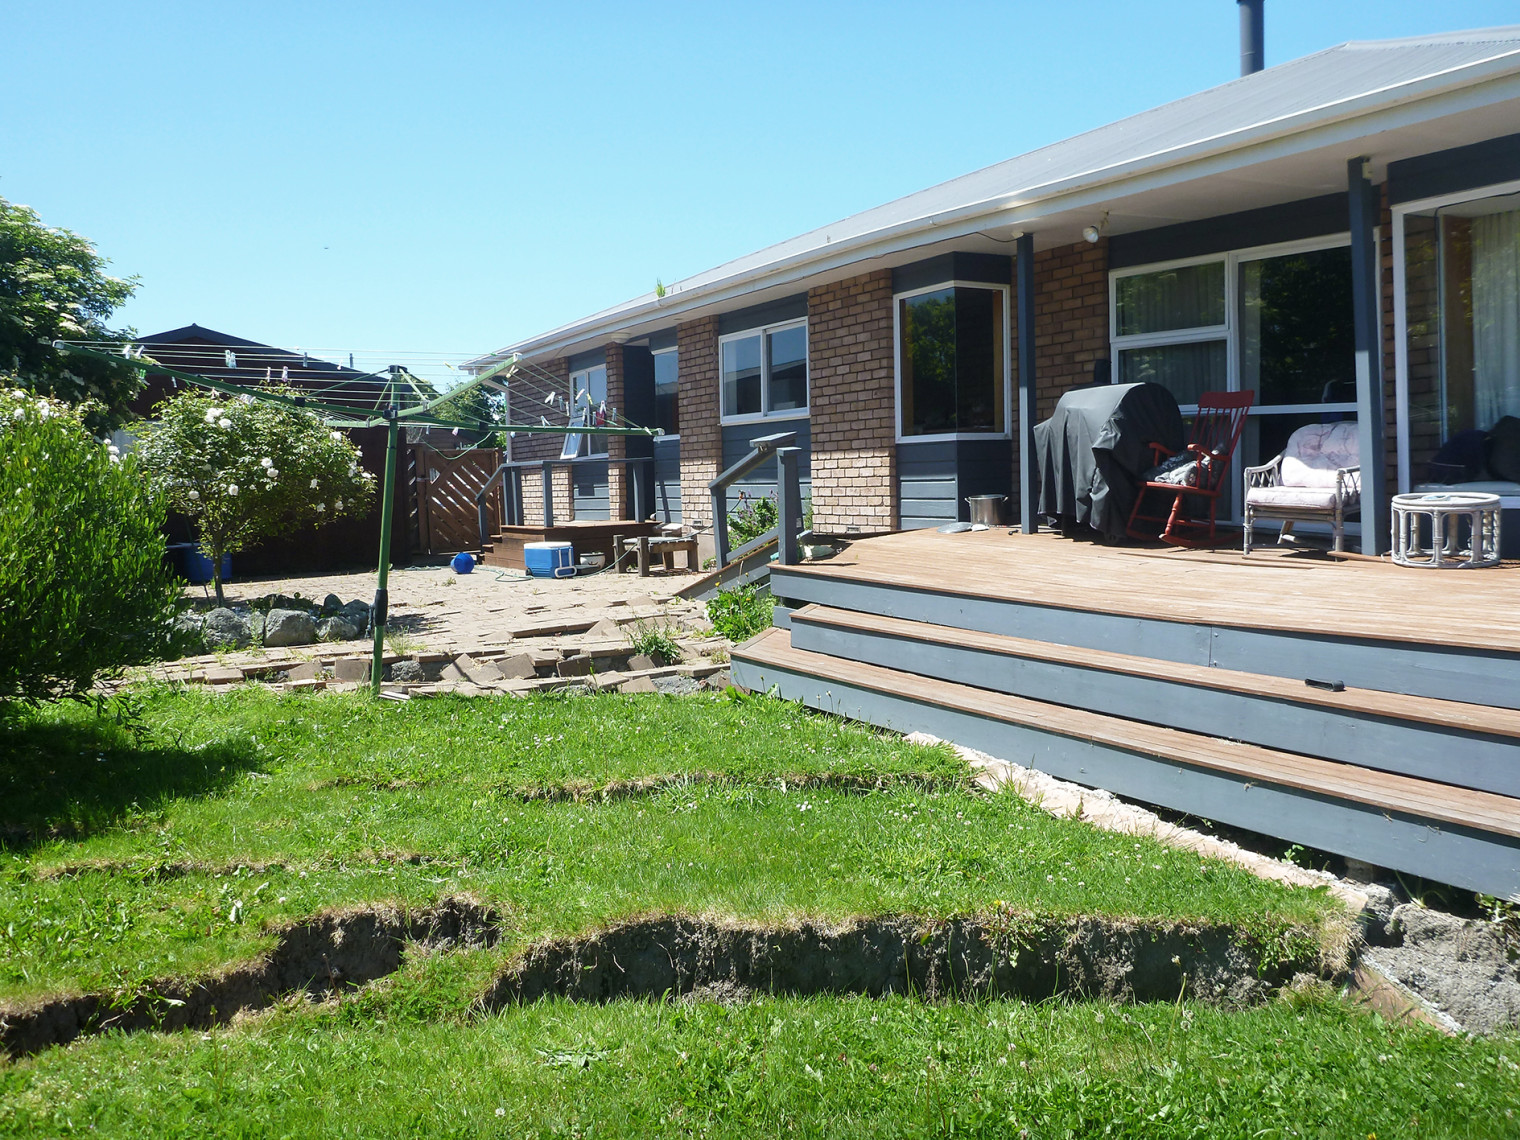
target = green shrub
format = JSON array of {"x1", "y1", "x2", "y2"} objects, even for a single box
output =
[
  {"x1": 706, "y1": 585, "x2": 773, "y2": 643},
  {"x1": 627, "y1": 622, "x2": 683, "y2": 665},
  {"x1": 0, "y1": 387, "x2": 178, "y2": 707},
  {"x1": 727, "y1": 493, "x2": 777, "y2": 546}
]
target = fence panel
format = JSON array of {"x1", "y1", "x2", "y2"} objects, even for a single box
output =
[{"x1": 411, "y1": 446, "x2": 502, "y2": 554}]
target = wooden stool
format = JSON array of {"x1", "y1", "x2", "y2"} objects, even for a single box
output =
[
  {"x1": 1391, "y1": 492, "x2": 1502, "y2": 568},
  {"x1": 619, "y1": 536, "x2": 700, "y2": 575}
]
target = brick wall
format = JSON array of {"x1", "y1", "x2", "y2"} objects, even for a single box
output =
[
  {"x1": 806, "y1": 270, "x2": 896, "y2": 533},
  {"x1": 510, "y1": 356, "x2": 573, "y2": 523},
  {"x1": 605, "y1": 342, "x2": 628, "y2": 518},
  {"x1": 1009, "y1": 238, "x2": 1110, "y2": 513},
  {"x1": 676, "y1": 316, "x2": 721, "y2": 530}
]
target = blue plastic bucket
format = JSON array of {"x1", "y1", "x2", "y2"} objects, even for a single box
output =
[{"x1": 183, "y1": 546, "x2": 232, "y2": 585}]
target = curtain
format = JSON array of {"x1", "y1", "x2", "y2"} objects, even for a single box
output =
[{"x1": 1472, "y1": 209, "x2": 1520, "y2": 428}]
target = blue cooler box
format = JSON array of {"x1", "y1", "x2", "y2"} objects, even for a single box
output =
[{"x1": 524, "y1": 541, "x2": 575, "y2": 579}]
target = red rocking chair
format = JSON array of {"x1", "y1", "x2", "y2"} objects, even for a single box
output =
[{"x1": 1125, "y1": 390, "x2": 1254, "y2": 547}]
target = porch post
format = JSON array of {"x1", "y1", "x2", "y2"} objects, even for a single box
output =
[
  {"x1": 1349, "y1": 157, "x2": 1388, "y2": 553},
  {"x1": 1017, "y1": 232, "x2": 1038, "y2": 533}
]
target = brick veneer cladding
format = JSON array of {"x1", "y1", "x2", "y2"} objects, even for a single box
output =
[
  {"x1": 676, "y1": 316, "x2": 721, "y2": 530},
  {"x1": 807, "y1": 270, "x2": 896, "y2": 533},
  {"x1": 1008, "y1": 238, "x2": 1110, "y2": 514},
  {"x1": 510, "y1": 356, "x2": 573, "y2": 523},
  {"x1": 604, "y1": 343, "x2": 629, "y2": 518}
]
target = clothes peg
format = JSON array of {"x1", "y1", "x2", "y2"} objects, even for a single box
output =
[
  {"x1": 281, "y1": 366, "x2": 289, "y2": 381},
  {"x1": 224, "y1": 350, "x2": 237, "y2": 369}
]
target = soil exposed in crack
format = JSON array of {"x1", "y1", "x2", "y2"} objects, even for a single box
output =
[
  {"x1": 1, "y1": 903, "x2": 1333, "y2": 1060},
  {"x1": 485, "y1": 915, "x2": 1330, "y2": 1009},
  {"x1": 502, "y1": 770, "x2": 965, "y2": 803},
  {"x1": 0, "y1": 898, "x2": 500, "y2": 1058}
]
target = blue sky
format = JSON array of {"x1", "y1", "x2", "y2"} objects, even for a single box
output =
[{"x1": 2, "y1": 1, "x2": 1516, "y2": 367}]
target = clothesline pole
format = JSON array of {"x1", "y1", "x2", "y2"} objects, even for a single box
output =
[{"x1": 369, "y1": 375, "x2": 400, "y2": 697}]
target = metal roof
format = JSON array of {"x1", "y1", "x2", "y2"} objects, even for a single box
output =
[{"x1": 479, "y1": 26, "x2": 1520, "y2": 366}]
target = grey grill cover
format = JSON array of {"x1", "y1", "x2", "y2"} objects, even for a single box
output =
[{"x1": 1033, "y1": 382, "x2": 1184, "y2": 540}]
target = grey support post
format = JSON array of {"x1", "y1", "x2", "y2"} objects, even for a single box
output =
[
  {"x1": 1349, "y1": 157, "x2": 1388, "y2": 553},
  {"x1": 541, "y1": 461, "x2": 554, "y2": 528},
  {"x1": 1017, "y1": 232, "x2": 1039, "y2": 533},
  {"x1": 776, "y1": 446, "x2": 802, "y2": 565}
]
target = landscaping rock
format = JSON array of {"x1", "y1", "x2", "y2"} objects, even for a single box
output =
[
  {"x1": 321, "y1": 593, "x2": 344, "y2": 615},
  {"x1": 334, "y1": 658, "x2": 370, "y2": 683},
  {"x1": 203, "y1": 608, "x2": 253, "y2": 650},
  {"x1": 317, "y1": 614, "x2": 365, "y2": 642},
  {"x1": 264, "y1": 609, "x2": 318, "y2": 648},
  {"x1": 285, "y1": 660, "x2": 322, "y2": 681},
  {"x1": 627, "y1": 653, "x2": 658, "y2": 672},
  {"x1": 556, "y1": 655, "x2": 593, "y2": 678},
  {"x1": 387, "y1": 659, "x2": 425, "y2": 683},
  {"x1": 249, "y1": 612, "x2": 266, "y2": 643},
  {"x1": 620, "y1": 676, "x2": 658, "y2": 694},
  {"x1": 652, "y1": 674, "x2": 702, "y2": 696}
]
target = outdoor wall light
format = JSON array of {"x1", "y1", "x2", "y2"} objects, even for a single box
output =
[{"x1": 1082, "y1": 225, "x2": 1102, "y2": 244}]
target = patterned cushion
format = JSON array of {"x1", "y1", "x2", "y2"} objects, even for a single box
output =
[
  {"x1": 1246, "y1": 485, "x2": 1341, "y2": 510},
  {"x1": 1280, "y1": 422, "x2": 1359, "y2": 488}
]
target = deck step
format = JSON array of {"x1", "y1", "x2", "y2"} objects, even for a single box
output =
[
  {"x1": 731, "y1": 627, "x2": 1520, "y2": 899},
  {"x1": 787, "y1": 604, "x2": 1520, "y2": 798}
]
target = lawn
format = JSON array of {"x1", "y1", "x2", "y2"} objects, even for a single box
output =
[{"x1": 1, "y1": 687, "x2": 1514, "y2": 1136}]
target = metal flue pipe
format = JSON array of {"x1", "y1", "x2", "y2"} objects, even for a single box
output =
[{"x1": 1238, "y1": 0, "x2": 1265, "y2": 76}]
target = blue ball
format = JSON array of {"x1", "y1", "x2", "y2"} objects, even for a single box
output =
[{"x1": 451, "y1": 551, "x2": 475, "y2": 574}]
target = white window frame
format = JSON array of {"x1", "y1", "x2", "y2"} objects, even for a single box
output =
[
  {"x1": 1391, "y1": 177, "x2": 1520, "y2": 505},
  {"x1": 569, "y1": 363, "x2": 608, "y2": 457},
  {"x1": 893, "y1": 280, "x2": 1014, "y2": 443},
  {"x1": 651, "y1": 346, "x2": 679, "y2": 440},
  {"x1": 1110, "y1": 234, "x2": 1364, "y2": 532},
  {"x1": 1108, "y1": 233, "x2": 1358, "y2": 415},
  {"x1": 718, "y1": 317, "x2": 809, "y2": 424}
]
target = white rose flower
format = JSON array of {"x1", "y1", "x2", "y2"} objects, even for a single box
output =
[
  {"x1": 11, "y1": 408, "x2": 23, "y2": 421},
  {"x1": 311, "y1": 478, "x2": 320, "y2": 489},
  {"x1": 315, "y1": 502, "x2": 326, "y2": 512},
  {"x1": 227, "y1": 483, "x2": 239, "y2": 496},
  {"x1": 204, "y1": 408, "x2": 219, "y2": 424},
  {"x1": 188, "y1": 489, "x2": 200, "y2": 500},
  {"x1": 218, "y1": 418, "x2": 232, "y2": 429},
  {"x1": 260, "y1": 457, "x2": 273, "y2": 467},
  {"x1": 266, "y1": 468, "x2": 279, "y2": 478},
  {"x1": 330, "y1": 431, "x2": 342, "y2": 442},
  {"x1": 333, "y1": 499, "x2": 343, "y2": 511}
]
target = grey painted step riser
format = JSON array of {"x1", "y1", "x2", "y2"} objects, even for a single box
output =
[
  {"x1": 789, "y1": 618, "x2": 1520, "y2": 799},
  {"x1": 769, "y1": 570, "x2": 1520, "y2": 711},
  {"x1": 731, "y1": 655, "x2": 1520, "y2": 901}
]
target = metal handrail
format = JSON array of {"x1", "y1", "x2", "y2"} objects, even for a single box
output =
[
  {"x1": 708, "y1": 431, "x2": 803, "y2": 568},
  {"x1": 475, "y1": 455, "x2": 655, "y2": 546}
]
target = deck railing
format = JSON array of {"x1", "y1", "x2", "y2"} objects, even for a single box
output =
[
  {"x1": 709, "y1": 431, "x2": 803, "y2": 568},
  {"x1": 474, "y1": 456, "x2": 654, "y2": 547}
]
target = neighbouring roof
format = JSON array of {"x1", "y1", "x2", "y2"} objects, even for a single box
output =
[
  {"x1": 138, "y1": 323, "x2": 387, "y2": 401},
  {"x1": 476, "y1": 25, "x2": 1520, "y2": 366}
]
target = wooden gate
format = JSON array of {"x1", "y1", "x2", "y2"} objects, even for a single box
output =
[{"x1": 408, "y1": 446, "x2": 504, "y2": 555}]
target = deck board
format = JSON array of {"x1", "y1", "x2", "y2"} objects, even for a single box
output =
[
  {"x1": 790, "y1": 604, "x2": 1520, "y2": 739},
  {"x1": 781, "y1": 530, "x2": 1520, "y2": 653},
  {"x1": 736, "y1": 627, "x2": 1520, "y2": 839}
]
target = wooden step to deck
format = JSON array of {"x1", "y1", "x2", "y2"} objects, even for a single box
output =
[
  {"x1": 731, "y1": 627, "x2": 1520, "y2": 900},
  {"x1": 787, "y1": 604, "x2": 1520, "y2": 798}
]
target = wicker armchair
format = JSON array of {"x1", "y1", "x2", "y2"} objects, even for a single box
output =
[{"x1": 1243, "y1": 422, "x2": 1361, "y2": 554}]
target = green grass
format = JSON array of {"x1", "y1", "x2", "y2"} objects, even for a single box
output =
[
  {"x1": 2, "y1": 970, "x2": 1515, "y2": 1137},
  {"x1": 0, "y1": 688, "x2": 1337, "y2": 1003},
  {"x1": 4, "y1": 687, "x2": 1508, "y2": 1136}
]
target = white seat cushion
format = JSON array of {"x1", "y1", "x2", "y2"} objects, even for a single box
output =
[
  {"x1": 1246, "y1": 485, "x2": 1341, "y2": 510},
  {"x1": 1280, "y1": 422, "x2": 1359, "y2": 489}
]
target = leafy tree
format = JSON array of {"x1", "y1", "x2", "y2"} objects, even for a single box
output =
[
  {"x1": 0, "y1": 197, "x2": 141, "y2": 430},
  {"x1": 0, "y1": 385, "x2": 178, "y2": 709},
  {"x1": 136, "y1": 389, "x2": 376, "y2": 604}
]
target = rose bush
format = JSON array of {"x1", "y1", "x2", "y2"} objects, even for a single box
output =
[{"x1": 136, "y1": 389, "x2": 375, "y2": 603}]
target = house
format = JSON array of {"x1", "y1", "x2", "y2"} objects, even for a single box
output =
[
  {"x1": 471, "y1": 20, "x2": 1520, "y2": 556},
  {"x1": 131, "y1": 324, "x2": 410, "y2": 574}
]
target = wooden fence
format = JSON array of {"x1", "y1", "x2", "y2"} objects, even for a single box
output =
[{"x1": 407, "y1": 446, "x2": 503, "y2": 555}]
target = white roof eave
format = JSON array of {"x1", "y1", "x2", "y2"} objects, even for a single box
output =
[{"x1": 479, "y1": 45, "x2": 1520, "y2": 366}]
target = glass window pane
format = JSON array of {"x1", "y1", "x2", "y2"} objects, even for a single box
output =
[
  {"x1": 1464, "y1": 207, "x2": 1520, "y2": 431},
  {"x1": 653, "y1": 350, "x2": 678, "y2": 435},
  {"x1": 1118, "y1": 340, "x2": 1227, "y2": 407},
  {"x1": 575, "y1": 365, "x2": 609, "y2": 455},
  {"x1": 1115, "y1": 262, "x2": 1226, "y2": 336},
  {"x1": 1238, "y1": 247, "x2": 1355, "y2": 407},
  {"x1": 900, "y1": 289, "x2": 957, "y2": 436},
  {"x1": 766, "y1": 325, "x2": 808, "y2": 412},
  {"x1": 954, "y1": 287, "x2": 1004, "y2": 432},
  {"x1": 721, "y1": 335, "x2": 762, "y2": 417}
]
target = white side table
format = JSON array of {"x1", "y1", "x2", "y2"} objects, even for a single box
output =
[{"x1": 1391, "y1": 492, "x2": 1502, "y2": 568}]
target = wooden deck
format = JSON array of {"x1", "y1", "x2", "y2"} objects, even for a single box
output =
[
  {"x1": 780, "y1": 528, "x2": 1520, "y2": 653},
  {"x1": 738, "y1": 528, "x2": 1520, "y2": 898}
]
